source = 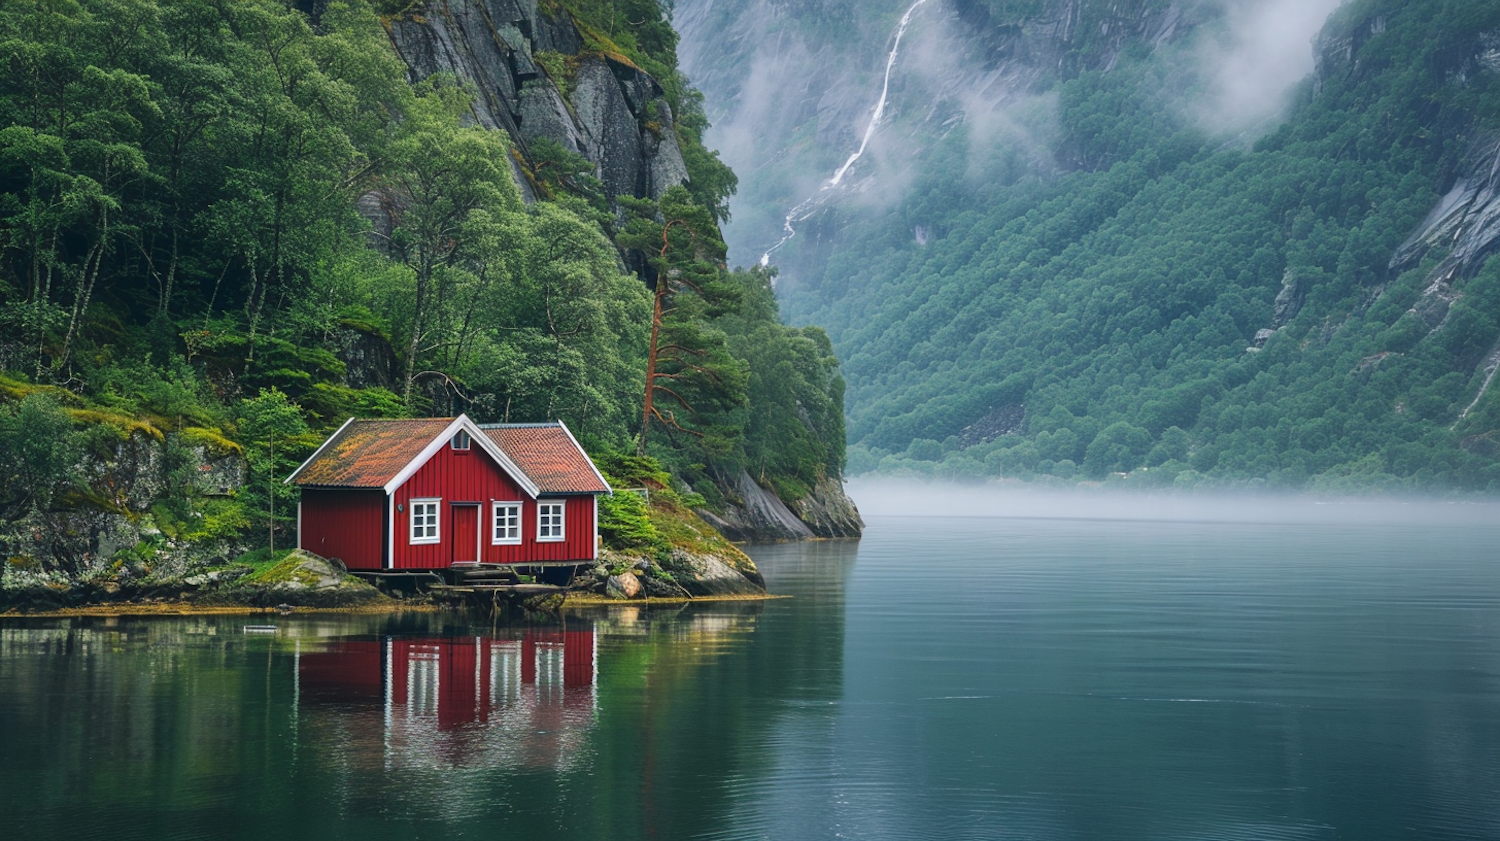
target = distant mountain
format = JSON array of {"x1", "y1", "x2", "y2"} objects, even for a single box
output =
[{"x1": 678, "y1": 0, "x2": 1500, "y2": 492}]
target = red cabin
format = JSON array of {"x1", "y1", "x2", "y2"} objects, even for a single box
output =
[{"x1": 287, "y1": 415, "x2": 611, "y2": 574}]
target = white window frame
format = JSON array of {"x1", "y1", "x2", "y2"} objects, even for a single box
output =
[
  {"x1": 451, "y1": 429, "x2": 471, "y2": 451},
  {"x1": 537, "y1": 500, "x2": 565, "y2": 542},
  {"x1": 491, "y1": 501, "x2": 522, "y2": 545},
  {"x1": 410, "y1": 498, "x2": 441, "y2": 544}
]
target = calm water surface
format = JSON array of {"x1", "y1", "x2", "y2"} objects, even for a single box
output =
[{"x1": 4, "y1": 503, "x2": 1500, "y2": 840}]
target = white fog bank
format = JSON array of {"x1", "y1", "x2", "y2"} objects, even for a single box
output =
[{"x1": 847, "y1": 476, "x2": 1500, "y2": 527}]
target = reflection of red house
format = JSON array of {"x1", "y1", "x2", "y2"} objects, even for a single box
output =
[
  {"x1": 287, "y1": 415, "x2": 610, "y2": 571},
  {"x1": 298, "y1": 631, "x2": 598, "y2": 770}
]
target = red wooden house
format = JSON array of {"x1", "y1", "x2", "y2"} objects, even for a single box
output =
[{"x1": 287, "y1": 415, "x2": 611, "y2": 574}]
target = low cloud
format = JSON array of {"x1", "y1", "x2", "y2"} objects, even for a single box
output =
[{"x1": 1194, "y1": 0, "x2": 1345, "y2": 133}]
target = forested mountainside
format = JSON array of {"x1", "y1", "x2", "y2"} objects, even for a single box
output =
[
  {"x1": 0, "y1": 0, "x2": 857, "y2": 578},
  {"x1": 680, "y1": 0, "x2": 1500, "y2": 492}
]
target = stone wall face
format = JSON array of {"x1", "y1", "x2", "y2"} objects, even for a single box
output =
[
  {"x1": 382, "y1": 0, "x2": 690, "y2": 209},
  {"x1": 0, "y1": 433, "x2": 247, "y2": 589}
]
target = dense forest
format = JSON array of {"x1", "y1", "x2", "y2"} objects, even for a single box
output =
[
  {"x1": 690, "y1": 0, "x2": 1500, "y2": 493},
  {"x1": 0, "y1": 0, "x2": 850, "y2": 575}
]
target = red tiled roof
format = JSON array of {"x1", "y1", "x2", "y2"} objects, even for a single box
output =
[
  {"x1": 290, "y1": 418, "x2": 455, "y2": 488},
  {"x1": 481, "y1": 424, "x2": 611, "y2": 495}
]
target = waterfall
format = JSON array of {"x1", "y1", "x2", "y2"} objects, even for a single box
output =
[{"x1": 760, "y1": 0, "x2": 930, "y2": 268}]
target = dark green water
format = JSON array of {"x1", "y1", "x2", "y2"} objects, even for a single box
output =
[{"x1": 4, "y1": 504, "x2": 1500, "y2": 840}]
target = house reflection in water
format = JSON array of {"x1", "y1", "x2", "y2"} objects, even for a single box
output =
[{"x1": 298, "y1": 629, "x2": 596, "y2": 770}]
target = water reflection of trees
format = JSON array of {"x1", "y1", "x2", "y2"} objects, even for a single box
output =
[
  {"x1": 0, "y1": 602, "x2": 793, "y2": 840},
  {"x1": 0, "y1": 544, "x2": 864, "y2": 841}
]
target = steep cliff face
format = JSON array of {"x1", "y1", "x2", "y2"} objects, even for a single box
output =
[
  {"x1": 382, "y1": 0, "x2": 689, "y2": 204},
  {"x1": 1362, "y1": 14, "x2": 1500, "y2": 428},
  {"x1": 676, "y1": 0, "x2": 1199, "y2": 266}
]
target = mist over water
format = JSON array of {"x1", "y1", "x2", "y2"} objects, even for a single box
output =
[
  {"x1": 849, "y1": 476, "x2": 1500, "y2": 526},
  {"x1": 7, "y1": 507, "x2": 1500, "y2": 839}
]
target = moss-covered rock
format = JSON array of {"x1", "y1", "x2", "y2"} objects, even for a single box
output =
[{"x1": 211, "y1": 549, "x2": 387, "y2": 608}]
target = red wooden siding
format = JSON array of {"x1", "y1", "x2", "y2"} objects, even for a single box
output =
[
  {"x1": 391, "y1": 442, "x2": 597, "y2": 570},
  {"x1": 297, "y1": 640, "x2": 382, "y2": 705},
  {"x1": 392, "y1": 443, "x2": 525, "y2": 569},
  {"x1": 299, "y1": 489, "x2": 387, "y2": 570},
  {"x1": 301, "y1": 632, "x2": 597, "y2": 732},
  {"x1": 451, "y1": 505, "x2": 480, "y2": 564}
]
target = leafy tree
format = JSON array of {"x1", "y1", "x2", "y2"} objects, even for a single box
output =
[
  {"x1": 0, "y1": 393, "x2": 81, "y2": 520},
  {"x1": 235, "y1": 388, "x2": 311, "y2": 550}
]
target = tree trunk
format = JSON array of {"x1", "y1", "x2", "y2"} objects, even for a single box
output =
[
  {"x1": 637, "y1": 281, "x2": 667, "y2": 456},
  {"x1": 404, "y1": 262, "x2": 431, "y2": 407}
]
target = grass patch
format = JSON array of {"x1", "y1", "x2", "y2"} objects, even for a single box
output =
[
  {"x1": 181, "y1": 426, "x2": 244, "y2": 457},
  {"x1": 66, "y1": 409, "x2": 165, "y2": 441},
  {"x1": 233, "y1": 548, "x2": 297, "y2": 581},
  {"x1": 0, "y1": 374, "x2": 80, "y2": 404}
]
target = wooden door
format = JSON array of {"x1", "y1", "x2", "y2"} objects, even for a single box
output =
[{"x1": 451, "y1": 505, "x2": 480, "y2": 564}]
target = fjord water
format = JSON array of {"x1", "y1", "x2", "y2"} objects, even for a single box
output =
[{"x1": 4, "y1": 495, "x2": 1500, "y2": 840}]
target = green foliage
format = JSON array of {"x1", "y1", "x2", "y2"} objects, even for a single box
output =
[
  {"x1": 235, "y1": 388, "x2": 312, "y2": 549},
  {"x1": 0, "y1": 0, "x2": 849, "y2": 561},
  {"x1": 618, "y1": 186, "x2": 750, "y2": 458},
  {"x1": 597, "y1": 485, "x2": 667, "y2": 554},
  {"x1": 532, "y1": 51, "x2": 574, "y2": 98},
  {"x1": 0, "y1": 394, "x2": 83, "y2": 518},
  {"x1": 717, "y1": 266, "x2": 846, "y2": 499},
  {"x1": 779, "y1": 0, "x2": 1500, "y2": 492},
  {"x1": 526, "y1": 136, "x2": 608, "y2": 224}
]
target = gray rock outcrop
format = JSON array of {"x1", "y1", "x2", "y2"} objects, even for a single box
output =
[
  {"x1": 606, "y1": 570, "x2": 643, "y2": 599},
  {"x1": 382, "y1": 0, "x2": 690, "y2": 206},
  {"x1": 0, "y1": 431, "x2": 246, "y2": 585},
  {"x1": 1391, "y1": 133, "x2": 1500, "y2": 286},
  {"x1": 660, "y1": 548, "x2": 766, "y2": 597},
  {"x1": 698, "y1": 470, "x2": 862, "y2": 542}
]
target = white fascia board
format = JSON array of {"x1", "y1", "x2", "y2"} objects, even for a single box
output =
[
  {"x1": 385, "y1": 492, "x2": 395, "y2": 569},
  {"x1": 285, "y1": 416, "x2": 356, "y2": 484},
  {"x1": 381, "y1": 414, "x2": 541, "y2": 499},
  {"x1": 556, "y1": 419, "x2": 613, "y2": 495}
]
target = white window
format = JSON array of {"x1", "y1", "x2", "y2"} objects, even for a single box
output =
[
  {"x1": 492, "y1": 502, "x2": 521, "y2": 544},
  {"x1": 451, "y1": 430, "x2": 471, "y2": 451},
  {"x1": 537, "y1": 501, "x2": 565, "y2": 541},
  {"x1": 410, "y1": 498, "x2": 441, "y2": 544}
]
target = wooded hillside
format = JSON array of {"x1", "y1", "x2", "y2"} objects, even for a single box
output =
[
  {"x1": 0, "y1": 0, "x2": 851, "y2": 573},
  {"x1": 758, "y1": 0, "x2": 1500, "y2": 492}
]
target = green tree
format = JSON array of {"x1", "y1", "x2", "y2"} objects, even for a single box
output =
[
  {"x1": 236, "y1": 388, "x2": 310, "y2": 550},
  {"x1": 618, "y1": 185, "x2": 746, "y2": 456}
]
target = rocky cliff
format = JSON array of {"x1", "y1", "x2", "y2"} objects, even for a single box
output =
[
  {"x1": 381, "y1": 0, "x2": 689, "y2": 205},
  {"x1": 675, "y1": 0, "x2": 1201, "y2": 266},
  {"x1": 0, "y1": 429, "x2": 248, "y2": 601},
  {"x1": 697, "y1": 471, "x2": 863, "y2": 542}
]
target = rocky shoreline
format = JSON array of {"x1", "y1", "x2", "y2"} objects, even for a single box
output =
[{"x1": 1, "y1": 539, "x2": 783, "y2": 615}]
